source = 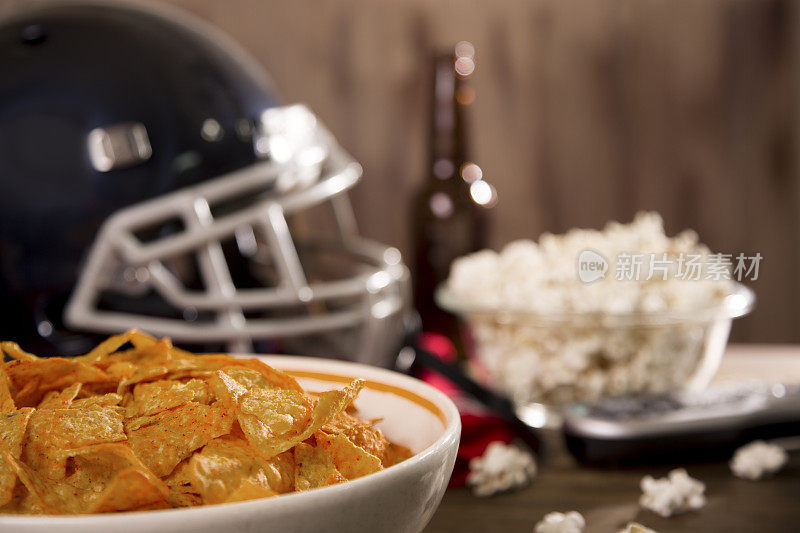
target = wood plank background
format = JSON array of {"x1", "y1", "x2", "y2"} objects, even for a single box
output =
[{"x1": 3, "y1": 0, "x2": 798, "y2": 342}]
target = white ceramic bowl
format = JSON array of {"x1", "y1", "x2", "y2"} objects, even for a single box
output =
[{"x1": 1, "y1": 356, "x2": 461, "y2": 533}]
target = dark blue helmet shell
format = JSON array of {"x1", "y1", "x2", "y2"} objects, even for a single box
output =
[{"x1": 0, "y1": 2, "x2": 279, "y2": 352}]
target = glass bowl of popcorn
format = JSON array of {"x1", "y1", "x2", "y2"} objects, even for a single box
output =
[{"x1": 436, "y1": 213, "x2": 756, "y2": 425}]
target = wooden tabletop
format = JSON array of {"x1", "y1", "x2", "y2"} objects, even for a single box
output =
[{"x1": 425, "y1": 345, "x2": 800, "y2": 533}]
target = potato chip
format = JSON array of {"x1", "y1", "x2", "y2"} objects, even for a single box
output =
[
  {"x1": 0, "y1": 408, "x2": 34, "y2": 506},
  {"x1": 293, "y1": 442, "x2": 346, "y2": 491},
  {"x1": 123, "y1": 412, "x2": 161, "y2": 433},
  {"x1": 301, "y1": 379, "x2": 365, "y2": 441},
  {"x1": 129, "y1": 499, "x2": 173, "y2": 512},
  {"x1": 198, "y1": 356, "x2": 303, "y2": 392},
  {"x1": 66, "y1": 442, "x2": 159, "y2": 486},
  {"x1": 11, "y1": 378, "x2": 39, "y2": 409},
  {"x1": 117, "y1": 359, "x2": 204, "y2": 395},
  {"x1": 321, "y1": 410, "x2": 389, "y2": 464},
  {"x1": 186, "y1": 436, "x2": 293, "y2": 504},
  {"x1": 5, "y1": 358, "x2": 111, "y2": 407},
  {"x1": 126, "y1": 401, "x2": 234, "y2": 477},
  {"x1": 208, "y1": 370, "x2": 248, "y2": 407},
  {"x1": 218, "y1": 366, "x2": 285, "y2": 395},
  {"x1": 5, "y1": 454, "x2": 91, "y2": 514},
  {"x1": 225, "y1": 480, "x2": 279, "y2": 502},
  {"x1": 238, "y1": 379, "x2": 365, "y2": 461},
  {"x1": 0, "y1": 342, "x2": 38, "y2": 362},
  {"x1": 314, "y1": 431, "x2": 382, "y2": 480},
  {"x1": 70, "y1": 393, "x2": 123, "y2": 410},
  {"x1": 130, "y1": 379, "x2": 210, "y2": 417},
  {"x1": 66, "y1": 443, "x2": 168, "y2": 513},
  {"x1": 77, "y1": 329, "x2": 155, "y2": 363},
  {"x1": 88, "y1": 469, "x2": 168, "y2": 513},
  {"x1": 163, "y1": 458, "x2": 193, "y2": 488},
  {"x1": 37, "y1": 383, "x2": 82, "y2": 409},
  {"x1": 0, "y1": 367, "x2": 15, "y2": 413},
  {"x1": 166, "y1": 489, "x2": 202, "y2": 508},
  {"x1": 235, "y1": 388, "x2": 315, "y2": 459},
  {"x1": 116, "y1": 366, "x2": 169, "y2": 394},
  {"x1": 382, "y1": 442, "x2": 413, "y2": 467},
  {"x1": 22, "y1": 407, "x2": 126, "y2": 479},
  {"x1": 162, "y1": 460, "x2": 203, "y2": 508},
  {"x1": 103, "y1": 361, "x2": 137, "y2": 382},
  {"x1": 0, "y1": 482, "x2": 29, "y2": 514},
  {"x1": 6, "y1": 447, "x2": 165, "y2": 515}
]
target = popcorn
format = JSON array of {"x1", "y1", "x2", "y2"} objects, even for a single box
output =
[
  {"x1": 534, "y1": 511, "x2": 585, "y2": 533},
  {"x1": 617, "y1": 523, "x2": 657, "y2": 533},
  {"x1": 639, "y1": 468, "x2": 706, "y2": 517},
  {"x1": 466, "y1": 441, "x2": 537, "y2": 497},
  {"x1": 730, "y1": 440, "x2": 788, "y2": 480},
  {"x1": 445, "y1": 212, "x2": 731, "y2": 404}
]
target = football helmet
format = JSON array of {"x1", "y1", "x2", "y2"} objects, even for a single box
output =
[{"x1": 0, "y1": 2, "x2": 409, "y2": 366}]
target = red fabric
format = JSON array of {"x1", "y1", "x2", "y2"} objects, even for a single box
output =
[
  {"x1": 417, "y1": 333, "x2": 514, "y2": 487},
  {"x1": 449, "y1": 413, "x2": 515, "y2": 487}
]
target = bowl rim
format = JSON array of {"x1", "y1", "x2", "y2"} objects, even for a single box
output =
[
  {"x1": 0, "y1": 355, "x2": 461, "y2": 525},
  {"x1": 436, "y1": 281, "x2": 755, "y2": 326}
]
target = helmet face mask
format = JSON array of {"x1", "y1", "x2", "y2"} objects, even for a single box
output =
[{"x1": 65, "y1": 105, "x2": 409, "y2": 365}]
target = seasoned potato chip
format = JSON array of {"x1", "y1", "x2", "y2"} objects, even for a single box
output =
[
  {"x1": 225, "y1": 479, "x2": 279, "y2": 502},
  {"x1": 208, "y1": 370, "x2": 248, "y2": 406},
  {"x1": 66, "y1": 443, "x2": 160, "y2": 485},
  {"x1": 315, "y1": 431, "x2": 382, "y2": 480},
  {"x1": 247, "y1": 379, "x2": 365, "y2": 460},
  {"x1": 293, "y1": 442, "x2": 346, "y2": 491},
  {"x1": 22, "y1": 407, "x2": 126, "y2": 479},
  {"x1": 12, "y1": 378, "x2": 39, "y2": 410},
  {"x1": 103, "y1": 361, "x2": 137, "y2": 382},
  {"x1": 321, "y1": 411, "x2": 412, "y2": 466},
  {"x1": 0, "y1": 342, "x2": 38, "y2": 362},
  {"x1": 302, "y1": 380, "x2": 365, "y2": 436},
  {"x1": 198, "y1": 356, "x2": 303, "y2": 392},
  {"x1": 0, "y1": 330, "x2": 410, "y2": 515},
  {"x1": 0, "y1": 367, "x2": 15, "y2": 414},
  {"x1": 0, "y1": 408, "x2": 34, "y2": 506},
  {"x1": 126, "y1": 401, "x2": 234, "y2": 477},
  {"x1": 88, "y1": 469, "x2": 168, "y2": 513},
  {"x1": 70, "y1": 393, "x2": 123, "y2": 410},
  {"x1": 77, "y1": 329, "x2": 157, "y2": 364},
  {"x1": 6, "y1": 454, "x2": 92, "y2": 514},
  {"x1": 236, "y1": 388, "x2": 314, "y2": 460},
  {"x1": 219, "y1": 367, "x2": 284, "y2": 395},
  {"x1": 0, "y1": 482, "x2": 29, "y2": 514},
  {"x1": 130, "y1": 379, "x2": 210, "y2": 417},
  {"x1": 67, "y1": 443, "x2": 168, "y2": 513},
  {"x1": 161, "y1": 459, "x2": 201, "y2": 507},
  {"x1": 186, "y1": 436, "x2": 293, "y2": 504},
  {"x1": 7, "y1": 446, "x2": 166, "y2": 515},
  {"x1": 38, "y1": 383, "x2": 82, "y2": 409},
  {"x1": 321, "y1": 410, "x2": 390, "y2": 464},
  {"x1": 382, "y1": 442, "x2": 413, "y2": 467},
  {"x1": 77, "y1": 330, "x2": 143, "y2": 363},
  {"x1": 5, "y1": 358, "x2": 111, "y2": 407},
  {"x1": 116, "y1": 366, "x2": 169, "y2": 394}
]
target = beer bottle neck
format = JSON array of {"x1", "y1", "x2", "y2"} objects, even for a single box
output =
[{"x1": 429, "y1": 54, "x2": 469, "y2": 180}]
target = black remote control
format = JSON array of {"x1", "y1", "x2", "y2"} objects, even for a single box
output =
[{"x1": 563, "y1": 383, "x2": 800, "y2": 465}]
